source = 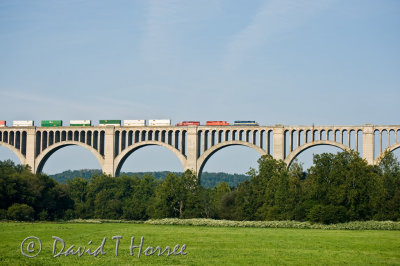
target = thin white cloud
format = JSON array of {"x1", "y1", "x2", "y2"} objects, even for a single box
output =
[
  {"x1": 0, "y1": 90, "x2": 97, "y2": 112},
  {"x1": 140, "y1": 0, "x2": 222, "y2": 66},
  {"x1": 140, "y1": 0, "x2": 182, "y2": 64},
  {"x1": 0, "y1": 90, "x2": 156, "y2": 119},
  {"x1": 222, "y1": 0, "x2": 335, "y2": 72}
]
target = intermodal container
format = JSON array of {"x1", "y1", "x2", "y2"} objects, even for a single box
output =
[
  {"x1": 148, "y1": 119, "x2": 171, "y2": 126},
  {"x1": 124, "y1": 120, "x2": 146, "y2": 126},
  {"x1": 70, "y1": 120, "x2": 91, "y2": 126},
  {"x1": 0, "y1": 120, "x2": 5, "y2": 127},
  {"x1": 177, "y1": 121, "x2": 200, "y2": 126},
  {"x1": 234, "y1": 121, "x2": 259, "y2": 126},
  {"x1": 206, "y1": 121, "x2": 230, "y2": 126},
  {"x1": 13, "y1": 120, "x2": 34, "y2": 127},
  {"x1": 99, "y1": 120, "x2": 121, "y2": 126},
  {"x1": 41, "y1": 120, "x2": 62, "y2": 127}
]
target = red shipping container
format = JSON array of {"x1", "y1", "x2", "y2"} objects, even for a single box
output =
[{"x1": 0, "y1": 120, "x2": 6, "y2": 127}]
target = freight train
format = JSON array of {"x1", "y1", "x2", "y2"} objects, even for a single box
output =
[{"x1": 0, "y1": 119, "x2": 260, "y2": 127}]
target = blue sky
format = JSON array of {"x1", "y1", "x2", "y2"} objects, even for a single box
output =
[{"x1": 0, "y1": 0, "x2": 399, "y2": 174}]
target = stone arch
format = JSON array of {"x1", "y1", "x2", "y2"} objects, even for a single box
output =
[
  {"x1": 375, "y1": 143, "x2": 400, "y2": 165},
  {"x1": 284, "y1": 140, "x2": 350, "y2": 167},
  {"x1": 0, "y1": 142, "x2": 26, "y2": 164},
  {"x1": 114, "y1": 140, "x2": 187, "y2": 176},
  {"x1": 35, "y1": 141, "x2": 104, "y2": 174},
  {"x1": 197, "y1": 140, "x2": 266, "y2": 178}
]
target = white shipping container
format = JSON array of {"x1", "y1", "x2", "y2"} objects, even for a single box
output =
[
  {"x1": 148, "y1": 119, "x2": 171, "y2": 126},
  {"x1": 13, "y1": 120, "x2": 34, "y2": 127},
  {"x1": 70, "y1": 120, "x2": 91, "y2": 125},
  {"x1": 124, "y1": 120, "x2": 146, "y2": 126}
]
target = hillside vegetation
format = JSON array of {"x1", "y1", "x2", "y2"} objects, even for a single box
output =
[{"x1": 50, "y1": 170, "x2": 249, "y2": 188}]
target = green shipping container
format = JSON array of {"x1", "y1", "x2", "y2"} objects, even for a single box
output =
[
  {"x1": 99, "y1": 120, "x2": 121, "y2": 125},
  {"x1": 41, "y1": 120, "x2": 63, "y2": 127}
]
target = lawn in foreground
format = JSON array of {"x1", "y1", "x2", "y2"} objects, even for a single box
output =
[{"x1": 0, "y1": 222, "x2": 399, "y2": 265}]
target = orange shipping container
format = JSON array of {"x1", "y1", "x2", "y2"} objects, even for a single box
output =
[{"x1": 0, "y1": 120, "x2": 5, "y2": 127}]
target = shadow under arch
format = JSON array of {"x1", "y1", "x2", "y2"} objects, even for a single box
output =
[
  {"x1": 114, "y1": 141, "x2": 187, "y2": 177},
  {"x1": 0, "y1": 142, "x2": 25, "y2": 165},
  {"x1": 375, "y1": 143, "x2": 400, "y2": 165},
  {"x1": 35, "y1": 141, "x2": 104, "y2": 174},
  {"x1": 197, "y1": 141, "x2": 266, "y2": 179},
  {"x1": 284, "y1": 140, "x2": 350, "y2": 167}
]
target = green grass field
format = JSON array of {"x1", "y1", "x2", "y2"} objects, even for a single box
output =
[{"x1": 0, "y1": 222, "x2": 399, "y2": 265}]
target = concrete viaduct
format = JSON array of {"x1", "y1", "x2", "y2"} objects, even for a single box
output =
[{"x1": 0, "y1": 124, "x2": 399, "y2": 177}]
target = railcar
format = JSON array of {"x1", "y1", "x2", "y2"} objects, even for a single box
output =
[
  {"x1": 99, "y1": 120, "x2": 121, "y2": 126},
  {"x1": 149, "y1": 119, "x2": 171, "y2": 126},
  {"x1": 41, "y1": 120, "x2": 62, "y2": 127},
  {"x1": 70, "y1": 120, "x2": 91, "y2": 126},
  {"x1": 177, "y1": 121, "x2": 200, "y2": 126},
  {"x1": 124, "y1": 120, "x2": 146, "y2": 126},
  {"x1": 13, "y1": 120, "x2": 34, "y2": 127},
  {"x1": 206, "y1": 121, "x2": 230, "y2": 126},
  {"x1": 234, "y1": 121, "x2": 259, "y2": 126}
]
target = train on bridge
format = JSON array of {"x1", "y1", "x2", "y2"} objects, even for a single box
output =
[{"x1": 0, "y1": 120, "x2": 259, "y2": 127}]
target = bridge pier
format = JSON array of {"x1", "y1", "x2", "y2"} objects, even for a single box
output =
[
  {"x1": 362, "y1": 124, "x2": 375, "y2": 164},
  {"x1": 25, "y1": 129, "x2": 36, "y2": 172},
  {"x1": 103, "y1": 127, "x2": 115, "y2": 176},
  {"x1": 273, "y1": 125, "x2": 285, "y2": 160},
  {"x1": 183, "y1": 127, "x2": 198, "y2": 174}
]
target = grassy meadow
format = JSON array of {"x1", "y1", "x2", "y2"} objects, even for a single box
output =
[{"x1": 0, "y1": 222, "x2": 399, "y2": 265}]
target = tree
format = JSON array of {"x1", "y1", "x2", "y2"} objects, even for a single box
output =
[
  {"x1": 210, "y1": 182, "x2": 231, "y2": 219},
  {"x1": 7, "y1": 203, "x2": 34, "y2": 221},
  {"x1": 375, "y1": 151, "x2": 400, "y2": 220},
  {"x1": 303, "y1": 150, "x2": 379, "y2": 221},
  {"x1": 148, "y1": 170, "x2": 206, "y2": 218},
  {"x1": 236, "y1": 155, "x2": 291, "y2": 220},
  {"x1": 122, "y1": 174, "x2": 158, "y2": 220},
  {"x1": 67, "y1": 177, "x2": 89, "y2": 219}
]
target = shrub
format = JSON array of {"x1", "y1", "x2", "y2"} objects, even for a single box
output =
[
  {"x1": 144, "y1": 218, "x2": 400, "y2": 230},
  {"x1": 7, "y1": 203, "x2": 35, "y2": 221},
  {"x1": 0, "y1": 209, "x2": 7, "y2": 219},
  {"x1": 39, "y1": 210, "x2": 49, "y2": 221},
  {"x1": 63, "y1": 209, "x2": 75, "y2": 220},
  {"x1": 307, "y1": 205, "x2": 347, "y2": 224}
]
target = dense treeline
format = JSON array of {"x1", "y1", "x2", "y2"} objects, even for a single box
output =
[
  {"x1": 50, "y1": 170, "x2": 249, "y2": 188},
  {"x1": 0, "y1": 150, "x2": 399, "y2": 223}
]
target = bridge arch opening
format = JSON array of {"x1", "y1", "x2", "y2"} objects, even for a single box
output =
[
  {"x1": 37, "y1": 144, "x2": 102, "y2": 175},
  {"x1": 287, "y1": 143, "x2": 344, "y2": 170},
  {"x1": 391, "y1": 148, "x2": 400, "y2": 161},
  {"x1": 115, "y1": 144, "x2": 184, "y2": 177},
  {"x1": 0, "y1": 145, "x2": 22, "y2": 165},
  {"x1": 198, "y1": 144, "x2": 262, "y2": 187},
  {"x1": 376, "y1": 144, "x2": 400, "y2": 164}
]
